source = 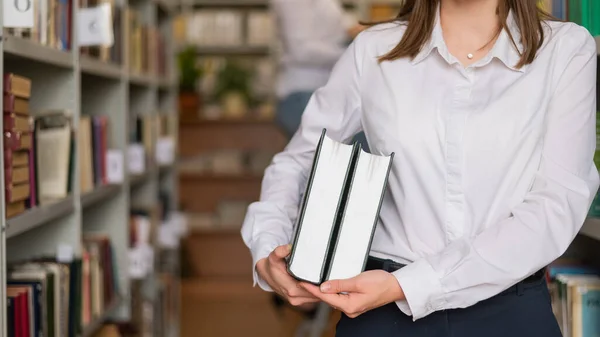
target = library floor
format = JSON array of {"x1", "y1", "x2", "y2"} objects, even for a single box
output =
[{"x1": 180, "y1": 278, "x2": 340, "y2": 337}]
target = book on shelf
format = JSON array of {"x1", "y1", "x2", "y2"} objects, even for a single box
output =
[
  {"x1": 186, "y1": 10, "x2": 243, "y2": 47},
  {"x1": 5, "y1": 0, "x2": 72, "y2": 51},
  {"x1": 287, "y1": 129, "x2": 394, "y2": 285},
  {"x1": 537, "y1": 0, "x2": 600, "y2": 35},
  {"x1": 5, "y1": 237, "x2": 117, "y2": 337},
  {"x1": 124, "y1": 8, "x2": 166, "y2": 77},
  {"x1": 546, "y1": 259, "x2": 600, "y2": 337},
  {"x1": 35, "y1": 110, "x2": 74, "y2": 206},
  {"x1": 3, "y1": 73, "x2": 33, "y2": 219}
]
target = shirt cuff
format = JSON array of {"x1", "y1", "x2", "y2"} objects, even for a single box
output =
[
  {"x1": 250, "y1": 234, "x2": 288, "y2": 292},
  {"x1": 392, "y1": 258, "x2": 445, "y2": 320}
]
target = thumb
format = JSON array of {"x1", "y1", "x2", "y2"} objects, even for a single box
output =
[
  {"x1": 320, "y1": 278, "x2": 359, "y2": 294},
  {"x1": 272, "y1": 244, "x2": 292, "y2": 259}
]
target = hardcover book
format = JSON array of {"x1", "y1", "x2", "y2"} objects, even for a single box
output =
[{"x1": 287, "y1": 129, "x2": 394, "y2": 285}]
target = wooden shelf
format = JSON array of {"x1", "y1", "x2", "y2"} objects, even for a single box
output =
[
  {"x1": 192, "y1": 0, "x2": 268, "y2": 7},
  {"x1": 179, "y1": 172, "x2": 263, "y2": 181},
  {"x1": 80, "y1": 296, "x2": 122, "y2": 337},
  {"x1": 195, "y1": 45, "x2": 270, "y2": 56},
  {"x1": 81, "y1": 184, "x2": 122, "y2": 209},
  {"x1": 129, "y1": 72, "x2": 155, "y2": 86},
  {"x1": 80, "y1": 56, "x2": 123, "y2": 79},
  {"x1": 6, "y1": 196, "x2": 75, "y2": 238},
  {"x1": 4, "y1": 37, "x2": 73, "y2": 68},
  {"x1": 130, "y1": 170, "x2": 154, "y2": 186},
  {"x1": 179, "y1": 117, "x2": 275, "y2": 126}
]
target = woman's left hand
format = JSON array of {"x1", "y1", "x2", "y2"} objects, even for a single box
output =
[{"x1": 299, "y1": 270, "x2": 405, "y2": 318}]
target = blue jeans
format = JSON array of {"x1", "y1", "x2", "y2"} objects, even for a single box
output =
[{"x1": 276, "y1": 91, "x2": 369, "y2": 150}]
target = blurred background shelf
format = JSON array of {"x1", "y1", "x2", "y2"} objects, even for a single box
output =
[
  {"x1": 581, "y1": 218, "x2": 600, "y2": 241},
  {"x1": 80, "y1": 56, "x2": 123, "y2": 79},
  {"x1": 81, "y1": 184, "x2": 122, "y2": 209},
  {"x1": 80, "y1": 296, "x2": 122, "y2": 337},
  {"x1": 194, "y1": 45, "x2": 270, "y2": 56}
]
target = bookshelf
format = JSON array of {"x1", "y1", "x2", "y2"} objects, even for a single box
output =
[{"x1": 0, "y1": 0, "x2": 182, "y2": 335}]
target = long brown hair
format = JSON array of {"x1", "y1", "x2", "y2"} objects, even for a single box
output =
[{"x1": 367, "y1": 0, "x2": 554, "y2": 69}]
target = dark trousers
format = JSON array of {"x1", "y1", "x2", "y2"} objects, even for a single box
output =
[{"x1": 336, "y1": 263, "x2": 562, "y2": 337}]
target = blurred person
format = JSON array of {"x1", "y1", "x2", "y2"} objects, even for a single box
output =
[
  {"x1": 272, "y1": 0, "x2": 369, "y2": 148},
  {"x1": 243, "y1": 0, "x2": 599, "y2": 336}
]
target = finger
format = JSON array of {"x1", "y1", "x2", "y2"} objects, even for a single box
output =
[
  {"x1": 272, "y1": 244, "x2": 292, "y2": 259},
  {"x1": 320, "y1": 277, "x2": 360, "y2": 294},
  {"x1": 299, "y1": 282, "x2": 351, "y2": 309},
  {"x1": 288, "y1": 297, "x2": 321, "y2": 307}
]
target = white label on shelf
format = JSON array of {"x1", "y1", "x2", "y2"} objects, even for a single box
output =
[
  {"x1": 77, "y1": 3, "x2": 114, "y2": 47},
  {"x1": 129, "y1": 247, "x2": 147, "y2": 279},
  {"x1": 158, "y1": 223, "x2": 179, "y2": 249},
  {"x1": 135, "y1": 215, "x2": 152, "y2": 245},
  {"x1": 128, "y1": 143, "x2": 146, "y2": 174},
  {"x1": 106, "y1": 149, "x2": 124, "y2": 184},
  {"x1": 56, "y1": 244, "x2": 74, "y2": 263},
  {"x1": 155, "y1": 137, "x2": 175, "y2": 165},
  {"x1": 170, "y1": 211, "x2": 189, "y2": 237},
  {"x1": 3, "y1": 0, "x2": 34, "y2": 28}
]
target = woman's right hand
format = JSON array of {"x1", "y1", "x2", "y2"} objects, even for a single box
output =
[{"x1": 256, "y1": 244, "x2": 321, "y2": 307}]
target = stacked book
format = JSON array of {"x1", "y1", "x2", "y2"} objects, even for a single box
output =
[
  {"x1": 3, "y1": 74, "x2": 34, "y2": 218},
  {"x1": 288, "y1": 130, "x2": 394, "y2": 284},
  {"x1": 6, "y1": 235, "x2": 118, "y2": 337}
]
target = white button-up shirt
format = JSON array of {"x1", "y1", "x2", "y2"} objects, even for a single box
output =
[
  {"x1": 241, "y1": 11, "x2": 600, "y2": 321},
  {"x1": 271, "y1": 0, "x2": 353, "y2": 98}
]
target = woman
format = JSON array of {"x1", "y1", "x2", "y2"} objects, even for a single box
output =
[
  {"x1": 242, "y1": 0, "x2": 599, "y2": 335},
  {"x1": 272, "y1": 0, "x2": 368, "y2": 148}
]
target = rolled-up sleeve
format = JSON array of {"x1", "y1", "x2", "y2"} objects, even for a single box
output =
[
  {"x1": 393, "y1": 32, "x2": 600, "y2": 320},
  {"x1": 241, "y1": 36, "x2": 365, "y2": 290}
]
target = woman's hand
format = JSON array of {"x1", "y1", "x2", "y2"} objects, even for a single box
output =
[
  {"x1": 299, "y1": 270, "x2": 405, "y2": 318},
  {"x1": 256, "y1": 244, "x2": 320, "y2": 307}
]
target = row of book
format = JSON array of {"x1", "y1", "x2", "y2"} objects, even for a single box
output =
[
  {"x1": 538, "y1": 0, "x2": 600, "y2": 35},
  {"x1": 4, "y1": 74, "x2": 74, "y2": 218},
  {"x1": 547, "y1": 259, "x2": 600, "y2": 337},
  {"x1": 78, "y1": 115, "x2": 110, "y2": 194},
  {"x1": 6, "y1": 235, "x2": 118, "y2": 337},
  {"x1": 6, "y1": 0, "x2": 72, "y2": 51},
  {"x1": 184, "y1": 10, "x2": 274, "y2": 47},
  {"x1": 127, "y1": 8, "x2": 168, "y2": 77}
]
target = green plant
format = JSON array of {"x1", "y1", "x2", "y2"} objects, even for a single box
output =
[
  {"x1": 213, "y1": 60, "x2": 252, "y2": 102},
  {"x1": 177, "y1": 45, "x2": 202, "y2": 92}
]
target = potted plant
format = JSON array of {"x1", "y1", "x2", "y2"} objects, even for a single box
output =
[
  {"x1": 213, "y1": 60, "x2": 252, "y2": 119},
  {"x1": 177, "y1": 45, "x2": 203, "y2": 120}
]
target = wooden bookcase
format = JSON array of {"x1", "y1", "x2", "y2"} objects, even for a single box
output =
[{"x1": 0, "y1": 0, "x2": 182, "y2": 335}]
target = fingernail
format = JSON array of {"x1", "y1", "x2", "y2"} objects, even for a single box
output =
[
  {"x1": 287, "y1": 244, "x2": 292, "y2": 250},
  {"x1": 320, "y1": 283, "x2": 330, "y2": 292}
]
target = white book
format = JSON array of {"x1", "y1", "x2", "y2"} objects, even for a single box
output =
[{"x1": 287, "y1": 129, "x2": 394, "y2": 284}]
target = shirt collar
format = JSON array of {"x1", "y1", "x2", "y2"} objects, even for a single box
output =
[{"x1": 410, "y1": 8, "x2": 527, "y2": 72}]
